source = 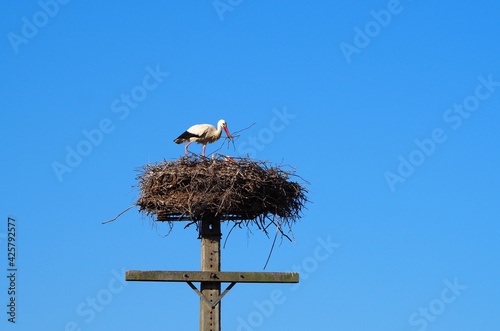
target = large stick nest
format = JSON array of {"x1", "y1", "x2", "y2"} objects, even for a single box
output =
[{"x1": 136, "y1": 155, "x2": 308, "y2": 230}]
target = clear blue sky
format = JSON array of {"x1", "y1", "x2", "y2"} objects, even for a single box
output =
[{"x1": 2, "y1": 1, "x2": 500, "y2": 330}]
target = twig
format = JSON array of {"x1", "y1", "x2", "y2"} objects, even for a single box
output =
[
  {"x1": 213, "y1": 122, "x2": 255, "y2": 154},
  {"x1": 184, "y1": 220, "x2": 197, "y2": 229},
  {"x1": 268, "y1": 216, "x2": 292, "y2": 242},
  {"x1": 102, "y1": 205, "x2": 136, "y2": 224},
  {"x1": 263, "y1": 230, "x2": 278, "y2": 270},
  {"x1": 223, "y1": 221, "x2": 242, "y2": 249},
  {"x1": 231, "y1": 122, "x2": 255, "y2": 136},
  {"x1": 156, "y1": 222, "x2": 174, "y2": 238}
]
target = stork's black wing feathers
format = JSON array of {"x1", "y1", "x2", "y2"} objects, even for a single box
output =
[{"x1": 174, "y1": 131, "x2": 200, "y2": 144}]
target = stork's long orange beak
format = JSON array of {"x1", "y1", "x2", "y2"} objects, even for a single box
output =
[{"x1": 223, "y1": 125, "x2": 233, "y2": 140}]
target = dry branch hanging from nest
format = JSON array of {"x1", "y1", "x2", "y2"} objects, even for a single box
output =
[{"x1": 135, "y1": 155, "x2": 308, "y2": 232}]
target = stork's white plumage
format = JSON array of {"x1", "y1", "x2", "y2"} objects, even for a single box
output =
[{"x1": 174, "y1": 119, "x2": 233, "y2": 156}]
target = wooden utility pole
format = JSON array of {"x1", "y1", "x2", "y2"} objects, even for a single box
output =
[
  {"x1": 126, "y1": 214, "x2": 299, "y2": 331},
  {"x1": 199, "y1": 215, "x2": 221, "y2": 331}
]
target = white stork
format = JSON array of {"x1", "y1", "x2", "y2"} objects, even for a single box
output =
[{"x1": 174, "y1": 119, "x2": 233, "y2": 157}]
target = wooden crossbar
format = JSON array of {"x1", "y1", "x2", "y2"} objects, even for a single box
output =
[{"x1": 126, "y1": 270, "x2": 299, "y2": 283}]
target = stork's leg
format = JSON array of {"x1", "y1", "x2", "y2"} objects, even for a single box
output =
[
  {"x1": 202, "y1": 144, "x2": 206, "y2": 157},
  {"x1": 185, "y1": 142, "x2": 193, "y2": 156}
]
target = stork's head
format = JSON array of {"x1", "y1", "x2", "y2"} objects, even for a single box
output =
[{"x1": 218, "y1": 119, "x2": 233, "y2": 140}]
